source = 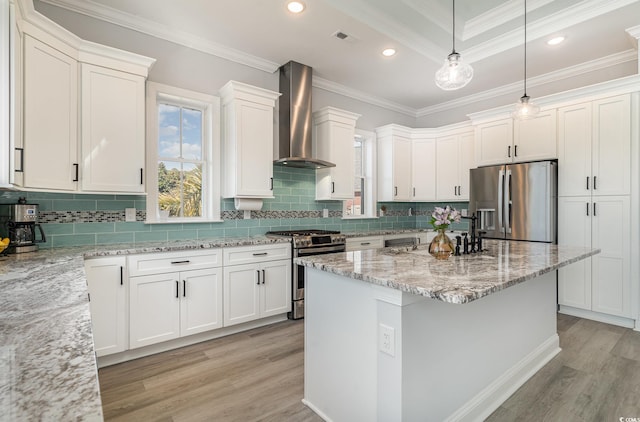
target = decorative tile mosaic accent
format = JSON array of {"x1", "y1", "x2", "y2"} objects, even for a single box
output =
[{"x1": 39, "y1": 210, "x2": 147, "y2": 223}]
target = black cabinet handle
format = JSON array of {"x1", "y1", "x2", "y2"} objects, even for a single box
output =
[
  {"x1": 175, "y1": 280, "x2": 179, "y2": 298},
  {"x1": 331, "y1": 182, "x2": 335, "y2": 193},
  {"x1": 361, "y1": 242, "x2": 371, "y2": 246},
  {"x1": 171, "y1": 260, "x2": 190, "y2": 264},
  {"x1": 394, "y1": 186, "x2": 398, "y2": 196},
  {"x1": 507, "y1": 145, "x2": 511, "y2": 158},
  {"x1": 140, "y1": 168, "x2": 143, "y2": 185},
  {"x1": 593, "y1": 202, "x2": 596, "y2": 216},
  {"x1": 252, "y1": 252, "x2": 268, "y2": 256},
  {"x1": 270, "y1": 177, "x2": 273, "y2": 190},
  {"x1": 73, "y1": 163, "x2": 79, "y2": 182},
  {"x1": 586, "y1": 177, "x2": 589, "y2": 190},
  {"x1": 256, "y1": 270, "x2": 260, "y2": 285},
  {"x1": 586, "y1": 202, "x2": 589, "y2": 216},
  {"x1": 183, "y1": 280, "x2": 186, "y2": 297},
  {"x1": 120, "y1": 266, "x2": 123, "y2": 286},
  {"x1": 262, "y1": 269, "x2": 266, "y2": 284},
  {"x1": 593, "y1": 176, "x2": 597, "y2": 190},
  {"x1": 413, "y1": 187, "x2": 415, "y2": 197},
  {"x1": 15, "y1": 148, "x2": 24, "y2": 172},
  {"x1": 514, "y1": 145, "x2": 518, "y2": 157}
]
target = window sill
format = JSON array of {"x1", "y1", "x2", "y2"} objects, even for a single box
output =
[{"x1": 145, "y1": 218, "x2": 224, "y2": 224}]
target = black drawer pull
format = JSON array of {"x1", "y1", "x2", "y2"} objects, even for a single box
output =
[
  {"x1": 73, "y1": 163, "x2": 79, "y2": 182},
  {"x1": 252, "y1": 252, "x2": 268, "y2": 256},
  {"x1": 120, "y1": 266, "x2": 123, "y2": 286},
  {"x1": 140, "y1": 168, "x2": 144, "y2": 185},
  {"x1": 361, "y1": 242, "x2": 371, "y2": 245},
  {"x1": 175, "y1": 280, "x2": 179, "y2": 298},
  {"x1": 183, "y1": 280, "x2": 186, "y2": 297},
  {"x1": 171, "y1": 260, "x2": 190, "y2": 264}
]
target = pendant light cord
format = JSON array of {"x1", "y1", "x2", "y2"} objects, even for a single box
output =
[
  {"x1": 452, "y1": 0, "x2": 456, "y2": 53},
  {"x1": 523, "y1": 0, "x2": 527, "y2": 97}
]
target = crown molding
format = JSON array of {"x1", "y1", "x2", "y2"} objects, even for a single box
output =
[
  {"x1": 312, "y1": 76, "x2": 417, "y2": 118},
  {"x1": 38, "y1": 0, "x2": 280, "y2": 73},
  {"x1": 463, "y1": 0, "x2": 553, "y2": 41},
  {"x1": 418, "y1": 49, "x2": 637, "y2": 118},
  {"x1": 627, "y1": 24, "x2": 640, "y2": 40},
  {"x1": 465, "y1": 0, "x2": 638, "y2": 63}
]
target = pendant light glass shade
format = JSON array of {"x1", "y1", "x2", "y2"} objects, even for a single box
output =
[
  {"x1": 513, "y1": 0, "x2": 539, "y2": 120},
  {"x1": 435, "y1": 0, "x2": 473, "y2": 91},
  {"x1": 435, "y1": 52, "x2": 474, "y2": 91},
  {"x1": 512, "y1": 95, "x2": 540, "y2": 119}
]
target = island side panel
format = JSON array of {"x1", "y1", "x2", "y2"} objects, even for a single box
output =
[
  {"x1": 303, "y1": 268, "x2": 378, "y2": 421},
  {"x1": 398, "y1": 271, "x2": 559, "y2": 421}
]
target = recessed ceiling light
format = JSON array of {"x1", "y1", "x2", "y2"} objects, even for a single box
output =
[
  {"x1": 547, "y1": 36, "x2": 565, "y2": 46},
  {"x1": 382, "y1": 48, "x2": 396, "y2": 57},
  {"x1": 287, "y1": 1, "x2": 305, "y2": 13}
]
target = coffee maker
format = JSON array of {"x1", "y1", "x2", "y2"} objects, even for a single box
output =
[{"x1": 0, "y1": 198, "x2": 46, "y2": 253}]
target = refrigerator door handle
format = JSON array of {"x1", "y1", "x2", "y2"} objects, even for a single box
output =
[
  {"x1": 505, "y1": 169, "x2": 512, "y2": 234},
  {"x1": 498, "y1": 169, "x2": 505, "y2": 233}
]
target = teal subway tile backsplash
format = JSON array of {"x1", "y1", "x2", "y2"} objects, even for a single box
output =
[{"x1": 0, "y1": 167, "x2": 473, "y2": 248}]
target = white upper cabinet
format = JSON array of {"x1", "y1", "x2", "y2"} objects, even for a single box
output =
[
  {"x1": 436, "y1": 130, "x2": 474, "y2": 201},
  {"x1": 558, "y1": 94, "x2": 630, "y2": 197},
  {"x1": 474, "y1": 118, "x2": 512, "y2": 167},
  {"x1": 475, "y1": 113, "x2": 557, "y2": 167},
  {"x1": 314, "y1": 107, "x2": 361, "y2": 200},
  {"x1": 376, "y1": 125, "x2": 412, "y2": 202},
  {"x1": 513, "y1": 110, "x2": 557, "y2": 162},
  {"x1": 23, "y1": 34, "x2": 78, "y2": 191},
  {"x1": 411, "y1": 134, "x2": 436, "y2": 201},
  {"x1": 220, "y1": 80, "x2": 280, "y2": 199},
  {"x1": 81, "y1": 64, "x2": 145, "y2": 193}
]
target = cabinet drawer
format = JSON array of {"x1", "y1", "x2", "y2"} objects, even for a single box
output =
[
  {"x1": 224, "y1": 243, "x2": 291, "y2": 266},
  {"x1": 128, "y1": 249, "x2": 222, "y2": 276},
  {"x1": 346, "y1": 236, "x2": 384, "y2": 251}
]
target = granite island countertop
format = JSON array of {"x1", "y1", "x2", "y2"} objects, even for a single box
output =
[
  {"x1": 295, "y1": 239, "x2": 599, "y2": 304},
  {"x1": 0, "y1": 235, "x2": 290, "y2": 421}
]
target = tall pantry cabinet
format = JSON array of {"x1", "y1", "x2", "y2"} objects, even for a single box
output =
[{"x1": 557, "y1": 94, "x2": 635, "y2": 326}]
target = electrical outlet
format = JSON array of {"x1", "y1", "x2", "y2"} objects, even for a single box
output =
[
  {"x1": 125, "y1": 208, "x2": 136, "y2": 222},
  {"x1": 378, "y1": 324, "x2": 395, "y2": 357},
  {"x1": 322, "y1": 209, "x2": 329, "y2": 218},
  {"x1": 461, "y1": 208, "x2": 468, "y2": 217}
]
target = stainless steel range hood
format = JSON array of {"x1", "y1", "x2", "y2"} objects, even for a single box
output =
[{"x1": 275, "y1": 61, "x2": 335, "y2": 169}]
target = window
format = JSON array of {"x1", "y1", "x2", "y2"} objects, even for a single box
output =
[
  {"x1": 146, "y1": 82, "x2": 221, "y2": 223},
  {"x1": 344, "y1": 129, "x2": 376, "y2": 218}
]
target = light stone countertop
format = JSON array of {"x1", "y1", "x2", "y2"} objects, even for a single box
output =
[
  {"x1": 295, "y1": 239, "x2": 599, "y2": 304},
  {"x1": 0, "y1": 236, "x2": 290, "y2": 421}
]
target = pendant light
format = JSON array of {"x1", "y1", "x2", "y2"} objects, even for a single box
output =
[
  {"x1": 435, "y1": 0, "x2": 473, "y2": 91},
  {"x1": 512, "y1": 0, "x2": 540, "y2": 119}
]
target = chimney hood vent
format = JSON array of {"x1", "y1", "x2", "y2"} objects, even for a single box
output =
[{"x1": 275, "y1": 61, "x2": 335, "y2": 169}]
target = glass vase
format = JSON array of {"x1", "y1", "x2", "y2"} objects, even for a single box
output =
[{"x1": 429, "y1": 229, "x2": 454, "y2": 260}]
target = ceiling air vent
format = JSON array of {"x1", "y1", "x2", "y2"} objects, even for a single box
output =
[{"x1": 332, "y1": 30, "x2": 358, "y2": 43}]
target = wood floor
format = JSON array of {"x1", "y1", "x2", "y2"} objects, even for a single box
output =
[{"x1": 99, "y1": 314, "x2": 640, "y2": 421}]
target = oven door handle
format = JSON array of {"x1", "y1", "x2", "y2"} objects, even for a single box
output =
[{"x1": 296, "y1": 245, "x2": 345, "y2": 256}]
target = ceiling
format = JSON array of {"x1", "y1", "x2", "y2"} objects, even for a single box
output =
[{"x1": 38, "y1": 0, "x2": 640, "y2": 116}]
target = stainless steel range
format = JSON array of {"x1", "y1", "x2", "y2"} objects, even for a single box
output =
[{"x1": 266, "y1": 229, "x2": 346, "y2": 319}]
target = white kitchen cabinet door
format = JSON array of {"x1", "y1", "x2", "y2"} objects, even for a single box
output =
[
  {"x1": 23, "y1": 35, "x2": 78, "y2": 190},
  {"x1": 411, "y1": 137, "x2": 436, "y2": 201},
  {"x1": 8, "y1": 4, "x2": 23, "y2": 187},
  {"x1": 81, "y1": 64, "x2": 145, "y2": 193},
  {"x1": 474, "y1": 118, "x2": 512, "y2": 167},
  {"x1": 376, "y1": 126, "x2": 413, "y2": 202},
  {"x1": 221, "y1": 81, "x2": 279, "y2": 199},
  {"x1": 513, "y1": 110, "x2": 557, "y2": 163},
  {"x1": 129, "y1": 272, "x2": 181, "y2": 349},
  {"x1": 591, "y1": 95, "x2": 631, "y2": 196},
  {"x1": 557, "y1": 102, "x2": 592, "y2": 197},
  {"x1": 314, "y1": 107, "x2": 360, "y2": 200},
  {"x1": 260, "y1": 259, "x2": 291, "y2": 318},
  {"x1": 85, "y1": 257, "x2": 127, "y2": 357},
  {"x1": 392, "y1": 136, "x2": 412, "y2": 201},
  {"x1": 557, "y1": 196, "x2": 592, "y2": 310},
  {"x1": 591, "y1": 196, "x2": 631, "y2": 317},
  {"x1": 435, "y1": 135, "x2": 459, "y2": 201},
  {"x1": 457, "y1": 131, "x2": 475, "y2": 200},
  {"x1": 180, "y1": 268, "x2": 223, "y2": 337},
  {"x1": 223, "y1": 263, "x2": 261, "y2": 327}
]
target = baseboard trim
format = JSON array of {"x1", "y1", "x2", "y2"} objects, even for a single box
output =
[
  {"x1": 558, "y1": 306, "x2": 636, "y2": 329},
  {"x1": 444, "y1": 334, "x2": 561, "y2": 422},
  {"x1": 97, "y1": 314, "x2": 288, "y2": 367},
  {"x1": 301, "y1": 399, "x2": 332, "y2": 422}
]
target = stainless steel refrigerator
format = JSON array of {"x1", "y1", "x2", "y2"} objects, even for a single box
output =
[{"x1": 469, "y1": 160, "x2": 557, "y2": 243}]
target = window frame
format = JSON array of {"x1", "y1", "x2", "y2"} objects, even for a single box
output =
[
  {"x1": 146, "y1": 82, "x2": 221, "y2": 223},
  {"x1": 343, "y1": 129, "x2": 377, "y2": 219}
]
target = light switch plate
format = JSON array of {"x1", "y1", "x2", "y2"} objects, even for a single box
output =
[
  {"x1": 125, "y1": 208, "x2": 136, "y2": 222},
  {"x1": 322, "y1": 209, "x2": 329, "y2": 218}
]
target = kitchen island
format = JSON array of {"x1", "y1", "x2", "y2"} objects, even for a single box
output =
[{"x1": 296, "y1": 239, "x2": 598, "y2": 422}]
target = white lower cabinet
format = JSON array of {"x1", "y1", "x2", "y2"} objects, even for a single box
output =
[
  {"x1": 85, "y1": 257, "x2": 127, "y2": 357},
  {"x1": 558, "y1": 195, "x2": 631, "y2": 319},
  {"x1": 223, "y1": 259, "x2": 291, "y2": 327}
]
